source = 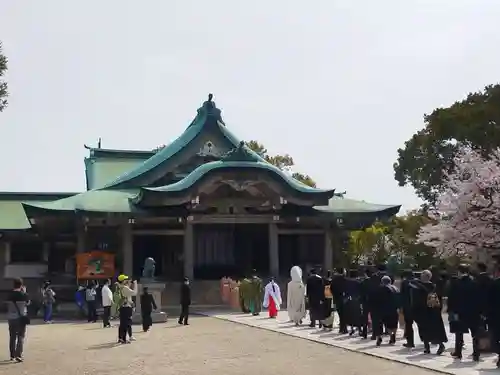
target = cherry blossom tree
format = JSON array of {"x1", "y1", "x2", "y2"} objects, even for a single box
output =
[{"x1": 418, "y1": 146, "x2": 500, "y2": 259}]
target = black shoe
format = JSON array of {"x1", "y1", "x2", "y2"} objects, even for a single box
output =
[
  {"x1": 178, "y1": 320, "x2": 183, "y2": 325},
  {"x1": 451, "y1": 351, "x2": 462, "y2": 360},
  {"x1": 389, "y1": 334, "x2": 396, "y2": 345},
  {"x1": 496, "y1": 357, "x2": 500, "y2": 368},
  {"x1": 403, "y1": 342, "x2": 415, "y2": 348},
  {"x1": 309, "y1": 324, "x2": 315, "y2": 328},
  {"x1": 376, "y1": 337, "x2": 382, "y2": 346},
  {"x1": 370, "y1": 335, "x2": 376, "y2": 340},
  {"x1": 15, "y1": 357, "x2": 23, "y2": 363},
  {"x1": 424, "y1": 342, "x2": 431, "y2": 354},
  {"x1": 436, "y1": 343, "x2": 445, "y2": 355},
  {"x1": 184, "y1": 322, "x2": 189, "y2": 325},
  {"x1": 472, "y1": 353, "x2": 480, "y2": 362}
]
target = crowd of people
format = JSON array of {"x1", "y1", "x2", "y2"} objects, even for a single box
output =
[
  {"x1": 9, "y1": 261, "x2": 500, "y2": 367},
  {"x1": 5, "y1": 275, "x2": 192, "y2": 362},
  {"x1": 242, "y1": 262, "x2": 500, "y2": 368}
]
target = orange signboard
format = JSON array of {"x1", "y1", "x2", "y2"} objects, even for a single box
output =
[{"x1": 76, "y1": 251, "x2": 115, "y2": 279}]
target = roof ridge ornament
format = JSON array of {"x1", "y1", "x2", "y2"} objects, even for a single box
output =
[
  {"x1": 197, "y1": 93, "x2": 225, "y2": 125},
  {"x1": 221, "y1": 141, "x2": 256, "y2": 163}
]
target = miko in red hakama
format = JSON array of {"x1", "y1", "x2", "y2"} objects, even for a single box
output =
[
  {"x1": 268, "y1": 294, "x2": 278, "y2": 318},
  {"x1": 263, "y1": 280, "x2": 282, "y2": 319}
]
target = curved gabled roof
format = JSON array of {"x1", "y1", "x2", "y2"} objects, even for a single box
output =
[
  {"x1": 104, "y1": 95, "x2": 267, "y2": 189},
  {"x1": 141, "y1": 160, "x2": 332, "y2": 196},
  {"x1": 22, "y1": 189, "x2": 140, "y2": 214},
  {"x1": 141, "y1": 141, "x2": 333, "y2": 196}
]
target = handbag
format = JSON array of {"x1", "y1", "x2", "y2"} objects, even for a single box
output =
[
  {"x1": 477, "y1": 327, "x2": 493, "y2": 353},
  {"x1": 13, "y1": 301, "x2": 31, "y2": 326}
]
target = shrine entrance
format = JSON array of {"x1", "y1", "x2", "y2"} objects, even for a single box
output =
[{"x1": 193, "y1": 224, "x2": 269, "y2": 279}]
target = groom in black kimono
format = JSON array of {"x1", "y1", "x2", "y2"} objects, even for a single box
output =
[{"x1": 306, "y1": 269, "x2": 324, "y2": 328}]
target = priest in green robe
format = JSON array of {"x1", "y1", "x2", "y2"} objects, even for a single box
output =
[
  {"x1": 247, "y1": 271, "x2": 263, "y2": 316},
  {"x1": 239, "y1": 278, "x2": 251, "y2": 313}
]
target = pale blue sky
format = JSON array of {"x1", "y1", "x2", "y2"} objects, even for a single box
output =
[{"x1": 1, "y1": 1, "x2": 499, "y2": 213}]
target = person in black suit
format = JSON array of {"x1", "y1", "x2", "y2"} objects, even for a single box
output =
[
  {"x1": 488, "y1": 262, "x2": 500, "y2": 368},
  {"x1": 140, "y1": 287, "x2": 157, "y2": 332},
  {"x1": 179, "y1": 277, "x2": 191, "y2": 325},
  {"x1": 306, "y1": 269, "x2": 324, "y2": 328},
  {"x1": 475, "y1": 262, "x2": 493, "y2": 330},
  {"x1": 400, "y1": 270, "x2": 416, "y2": 348},
  {"x1": 359, "y1": 268, "x2": 372, "y2": 339},
  {"x1": 368, "y1": 268, "x2": 383, "y2": 339},
  {"x1": 448, "y1": 264, "x2": 481, "y2": 361},
  {"x1": 374, "y1": 276, "x2": 399, "y2": 346},
  {"x1": 331, "y1": 268, "x2": 347, "y2": 334}
]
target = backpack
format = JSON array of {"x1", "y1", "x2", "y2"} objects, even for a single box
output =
[
  {"x1": 426, "y1": 292, "x2": 440, "y2": 308},
  {"x1": 43, "y1": 288, "x2": 55, "y2": 304}
]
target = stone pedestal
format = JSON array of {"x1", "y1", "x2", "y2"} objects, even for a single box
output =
[{"x1": 132, "y1": 281, "x2": 168, "y2": 324}]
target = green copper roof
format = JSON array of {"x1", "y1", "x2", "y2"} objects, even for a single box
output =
[
  {"x1": 0, "y1": 201, "x2": 36, "y2": 230},
  {"x1": 143, "y1": 162, "x2": 332, "y2": 195},
  {"x1": 142, "y1": 141, "x2": 332, "y2": 195},
  {"x1": 85, "y1": 157, "x2": 150, "y2": 190},
  {"x1": 104, "y1": 95, "x2": 266, "y2": 190},
  {"x1": 0, "y1": 193, "x2": 78, "y2": 230},
  {"x1": 314, "y1": 197, "x2": 400, "y2": 216},
  {"x1": 22, "y1": 189, "x2": 139, "y2": 214},
  {"x1": 85, "y1": 146, "x2": 156, "y2": 160}
]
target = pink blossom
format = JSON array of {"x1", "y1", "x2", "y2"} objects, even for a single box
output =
[{"x1": 418, "y1": 146, "x2": 500, "y2": 258}]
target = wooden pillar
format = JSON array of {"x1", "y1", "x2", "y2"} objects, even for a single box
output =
[
  {"x1": 269, "y1": 223, "x2": 279, "y2": 277},
  {"x1": 42, "y1": 242, "x2": 50, "y2": 262},
  {"x1": 122, "y1": 223, "x2": 133, "y2": 276},
  {"x1": 299, "y1": 234, "x2": 308, "y2": 264},
  {"x1": 76, "y1": 224, "x2": 86, "y2": 253},
  {"x1": 4, "y1": 242, "x2": 11, "y2": 264},
  {"x1": 183, "y1": 222, "x2": 194, "y2": 280},
  {"x1": 324, "y1": 230, "x2": 333, "y2": 272},
  {"x1": 0, "y1": 242, "x2": 10, "y2": 279}
]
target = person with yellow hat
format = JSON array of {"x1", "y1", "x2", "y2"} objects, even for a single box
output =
[{"x1": 116, "y1": 274, "x2": 137, "y2": 344}]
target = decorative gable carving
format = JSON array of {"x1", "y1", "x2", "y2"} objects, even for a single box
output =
[{"x1": 198, "y1": 140, "x2": 223, "y2": 157}]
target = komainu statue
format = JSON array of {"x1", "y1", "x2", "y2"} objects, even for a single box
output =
[{"x1": 142, "y1": 257, "x2": 156, "y2": 279}]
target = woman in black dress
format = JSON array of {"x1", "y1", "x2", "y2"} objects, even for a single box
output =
[{"x1": 411, "y1": 270, "x2": 447, "y2": 355}]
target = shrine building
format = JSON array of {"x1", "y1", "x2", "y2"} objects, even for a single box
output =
[{"x1": 0, "y1": 95, "x2": 400, "y2": 287}]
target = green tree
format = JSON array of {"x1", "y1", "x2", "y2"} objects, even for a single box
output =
[
  {"x1": 345, "y1": 212, "x2": 439, "y2": 269},
  {"x1": 0, "y1": 41, "x2": 8, "y2": 112},
  {"x1": 386, "y1": 211, "x2": 437, "y2": 269},
  {"x1": 346, "y1": 222, "x2": 389, "y2": 266},
  {"x1": 245, "y1": 140, "x2": 317, "y2": 187},
  {"x1": 393, "y1": 84, "x2": 500, "y2": 204}
]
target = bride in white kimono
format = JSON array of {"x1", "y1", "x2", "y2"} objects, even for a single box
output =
[
  {"x1": 287, "y1": 266, "x2": 306, "y2": 326},
  {"x1": 263, "y1": 277, "x2": 282, "y2": 318}
]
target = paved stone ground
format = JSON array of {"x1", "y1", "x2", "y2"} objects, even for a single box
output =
[
  {"x1": 0, "y1": 316, "x2": 438, "y2": 375},
  {"x1": 204, "y1": 310, "x2": 500, "y2": 375}
]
